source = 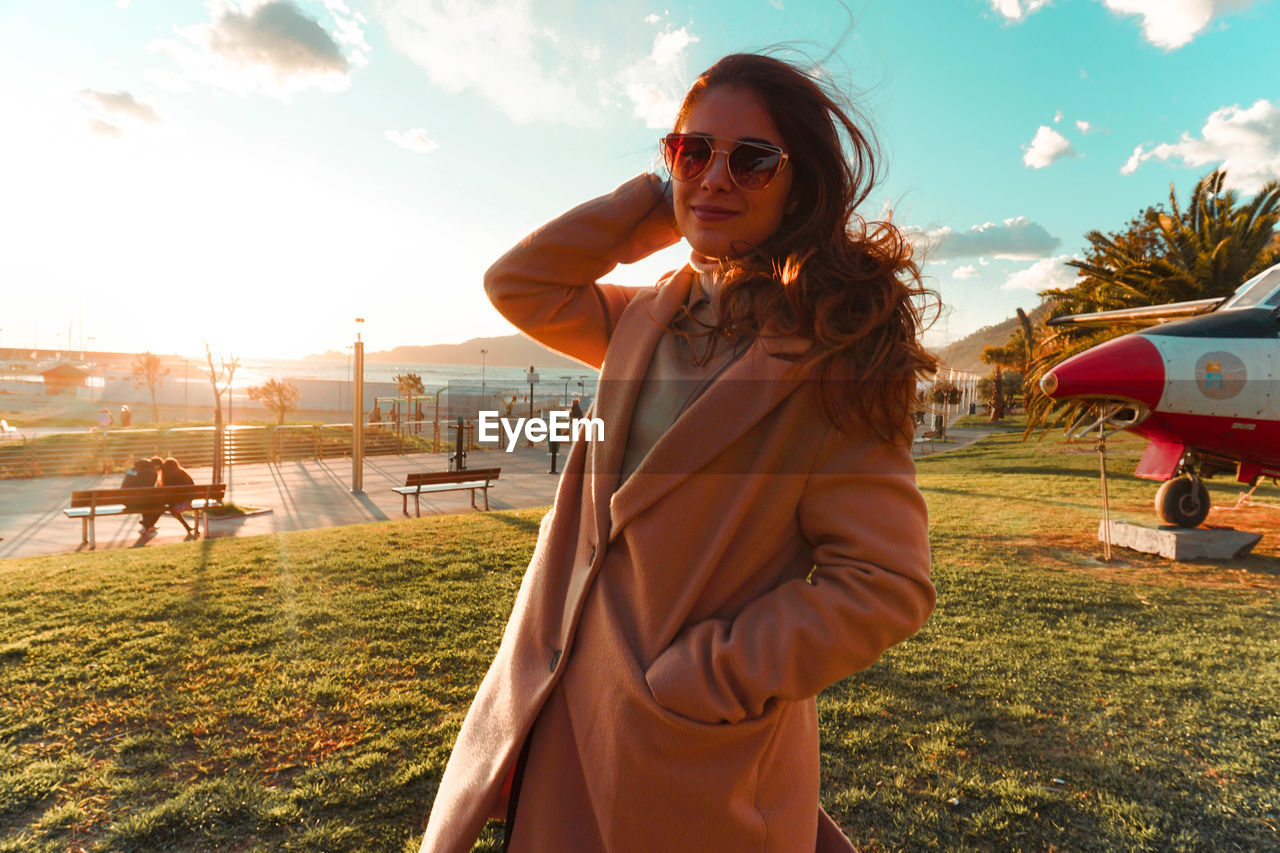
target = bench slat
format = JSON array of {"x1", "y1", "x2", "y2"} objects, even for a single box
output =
[
  {"x1": 63, "y1": 505, "x2": 128, "y2": 518},
  {"x1": 403, "y1": 468, "x2": 500, "y2": 487},
  {"x1": 70, "y1": 485, "x2": 226, "y2": 507},
  {"x1": 394, "y1": 481, "x2": 493, "y2": 495}
]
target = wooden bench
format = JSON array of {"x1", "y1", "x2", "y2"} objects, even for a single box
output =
[
  {"x1": 64, "y1": 484, "x2": 227, "y2": 549},
  {"x1": 393, "y1": 467, "x2": 501, "y2": 516}
]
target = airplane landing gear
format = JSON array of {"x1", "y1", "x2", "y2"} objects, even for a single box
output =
[{"x1": 1155, "y1": 475, "x2": 1210, "y2": 527}]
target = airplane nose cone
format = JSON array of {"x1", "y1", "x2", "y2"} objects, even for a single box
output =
[{"x1": 1041, "y1": 333, "x2": 1165, "y2": 409}]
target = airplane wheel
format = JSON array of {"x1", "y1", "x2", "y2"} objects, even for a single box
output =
[{"x1": 1155, "y1": 476, "x2": 1210, "y2": 527}]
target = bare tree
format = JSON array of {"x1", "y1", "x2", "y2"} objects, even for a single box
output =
[
  {"x1": 131, "y1": 351, "x2": 169, "y2": 424},
  {"x1": 204, "y1": 343, "x2": 240, "y2": 484}
]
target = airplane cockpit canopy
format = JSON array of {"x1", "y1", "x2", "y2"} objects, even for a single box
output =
[{"x1": 1219, "y1": 263, "x2": 1280, "y2": 311}]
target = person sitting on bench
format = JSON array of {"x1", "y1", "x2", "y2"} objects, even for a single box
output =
[
  {"x1": 121, "y1": 457, "x2": 162, "y2": 531},
  {"x1": 157, "y1": 457, "x2": 197, "y2": 535}
]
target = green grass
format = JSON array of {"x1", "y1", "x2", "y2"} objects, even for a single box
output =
[{"x1": 1, "y1": 428, "x2": 1277, "y2": 851}]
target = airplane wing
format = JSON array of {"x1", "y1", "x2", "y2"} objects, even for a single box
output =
[{"x1": 1045, "y1": 297, "x2": 1224, "y2": 328}]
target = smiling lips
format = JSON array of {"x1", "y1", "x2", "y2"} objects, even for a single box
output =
[{"x1": 691, "y1": 204, "x2": 737, "y2": 221}]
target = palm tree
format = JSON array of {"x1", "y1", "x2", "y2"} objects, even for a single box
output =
[
  {"x1": 981, "y1": 340, "x2": 1023, "y2": 421},
  {"x1": 1023, "y1": 168, "x2": 1280, "y2": 432},
  {"x1": 1148, "y1": 169, "x2": 1280, "y2": 298},
  {"x1": 394, "y1": 373, "x2": 425, "y2": 429}
]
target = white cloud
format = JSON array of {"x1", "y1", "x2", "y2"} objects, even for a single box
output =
[
  {"x1": 916, "y1": 217, "x2": 1062, "y2": 260},
  {"x1": 645, "y1": 13, "x2": 662, "y2": 24},
  {"x1": 1121, "y1": 99, "x2": 1280, "y2": 192},
  {"x1": 1099, "y1": 0, "x2": 1259, "y2": 49},
  {"x1": 1076, "y1": 119, "x2": 1093, "y2": 134},
  {"x1": 621, "y1": 26, "x2": 698, "y2": 129},
  {"x1": 1022, "y1": 125, "x2": 1074, "y2": 168},
  {"x1": 380, "y1": 0, "x2": 596, "y2": 126},
  {"x1": 88, "y1": 119, "x2": 123, "y2": 137},
  {"x1": 953, "y1": 265, "x2": 980, "y2": 279},
  {"x1": 384, "y1": 128, "x2": 439, "y2": 153},
  {"x1": 988, "y1": 0, "x2": 1052, "y2": 21},
  {"x1": 79, "y1": 89, "x2": 162, "y2": 124},
  {"x1": 1002, "y1": 254, "x2": 1079, "y2": 291},
  {"x1": 319, "y1": 0, "x2": 371, "y2": 68},
  {"x1": 1053, "y1": 109, "x2": 1063, "y2": 123},
  {"x1": 150, "y1": 0, "x2": 355, "y2": 100},
  {"x1": 769, "y1": 0, "x2": 784, "y2": 8}
]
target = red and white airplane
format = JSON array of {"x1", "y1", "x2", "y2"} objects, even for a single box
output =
[{"x1": 1040, "y1": 262, "x2": 1280, "y2": 527}]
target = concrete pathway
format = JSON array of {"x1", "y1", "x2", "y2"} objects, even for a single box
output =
[
  {"x1": 0, "y1": 445, "x2": 563, "y2": 561},
  {"x1": 911, "y1": 425, "x2": 1001, "y2": 458}
]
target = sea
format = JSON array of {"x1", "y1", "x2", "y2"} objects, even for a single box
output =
[
  {"x1": 228, "y1": 357, "x2": 597, "y2": 392},
  {"x1": 0, "y1": 354, "x2": 599, "y2": 419}
]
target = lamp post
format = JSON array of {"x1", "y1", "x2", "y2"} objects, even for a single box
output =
[
  {"x1": 480, "y1": 348, "x2": 488, "y2": 404},
  {"x1": 87, "y1": 337, "x2": 97, "y2": 398},
  {"x1": 352, "y1": 318, "x2": 365, "y2": 493},
  {"x1": 227, "y1": 368, "x2": 234, "y2": 491},
  {"x1": 560, "y1": 375, "x2": 572, "y2": 406},
  {"x1": 526, "y1": 365, "x2": 539, "y2": 447}
]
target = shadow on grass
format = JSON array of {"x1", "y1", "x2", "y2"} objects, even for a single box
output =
[
  {"x1": 920, "y1": 485, "x2": 1096, "y2": 512},
  {"x1": 485, "y1": 510, "x2": 543, "y2": 538},
  {"x1": 980, "y1": 464, "x2": 1125, "y2": 480}
]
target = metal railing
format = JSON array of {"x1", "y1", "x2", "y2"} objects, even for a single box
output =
[{"x1": 0, "y1": 421, "x2": 445, "y2": 480}]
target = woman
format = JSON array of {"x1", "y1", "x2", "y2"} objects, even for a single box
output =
[
  {"x1": 421, "y1": 53, "x2": 937, "y2": 852},
  {"x1": 158, "y1": 457, "x2": 196, "y2": 535}
]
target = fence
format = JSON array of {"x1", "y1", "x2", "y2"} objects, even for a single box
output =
[{"x1": 0, "y1": 421, "x2": 443, "y2": 480}]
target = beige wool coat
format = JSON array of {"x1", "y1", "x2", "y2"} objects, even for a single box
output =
[{"x1": 419, "y1": 174, "x2": 934, "y2": 853}]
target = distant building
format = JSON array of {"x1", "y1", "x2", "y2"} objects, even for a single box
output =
[{"x1": 40, "y1": 363, "x2": 89, "y2": 395}]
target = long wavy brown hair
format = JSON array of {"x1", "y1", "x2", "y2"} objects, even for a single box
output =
[{"x1": 674, "y1": 53, "x2": 938, "y2": 442}]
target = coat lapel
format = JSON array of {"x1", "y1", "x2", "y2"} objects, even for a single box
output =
[
  {"x1": 588, "y1": 268, "x2": 693, "y2": 536},
  {"x1": 605, "y1": 337, "x2": 810, "y2": 544}
]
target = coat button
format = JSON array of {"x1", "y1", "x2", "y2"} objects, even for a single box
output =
[{"x1": 550, "y1": 648, "x2": 563, "y2": 672}]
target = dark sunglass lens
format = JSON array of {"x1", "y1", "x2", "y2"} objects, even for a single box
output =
[
  {"x1": 667, "y1": 135, "x2": 712, "y2": 181},
  {"x1": 729, "y1": 144, "x2": 782, "y2": 190}
]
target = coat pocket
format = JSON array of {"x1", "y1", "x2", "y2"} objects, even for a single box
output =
[{"x1": 644, "y1": 618, "x2": 777, "y2": 726}]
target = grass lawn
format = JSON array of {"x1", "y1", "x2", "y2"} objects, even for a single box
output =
[{"x1": 1, "y1": 426, "x2": 1277, "y2": 851}]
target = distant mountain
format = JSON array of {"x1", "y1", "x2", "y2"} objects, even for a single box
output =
[
  {"x1": 934, "y1": 303, "x2": 1050, "y2": 375},
  {"x1": 308, "y1": 315, "x2": 1050, "y2": 376},
  {"x1": 306, "y1": 334, "x2": 583, "y2": 368}
]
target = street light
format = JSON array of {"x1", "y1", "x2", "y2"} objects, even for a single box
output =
[
  {"x1": 87, "y1": 337, "x2": 98, "y2": 399},
  {"x1": 352, "y1": 318, "x2": 366, "y2": 493},
  {"x1": 480, "y1": 348, "x2": 488, "y2": 401}
]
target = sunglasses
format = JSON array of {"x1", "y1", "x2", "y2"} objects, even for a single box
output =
[{"x1": 660, "y1": 132, "x2": 790, "y2": 192}]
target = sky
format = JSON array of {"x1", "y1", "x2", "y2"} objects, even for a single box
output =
[{"x1": 2, "y1": 0, "x2": 1279, "y2": 361}]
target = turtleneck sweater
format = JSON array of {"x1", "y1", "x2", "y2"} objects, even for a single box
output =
[{"x1": 618, "y1": 256, "x2": 752, "y2": 482}]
